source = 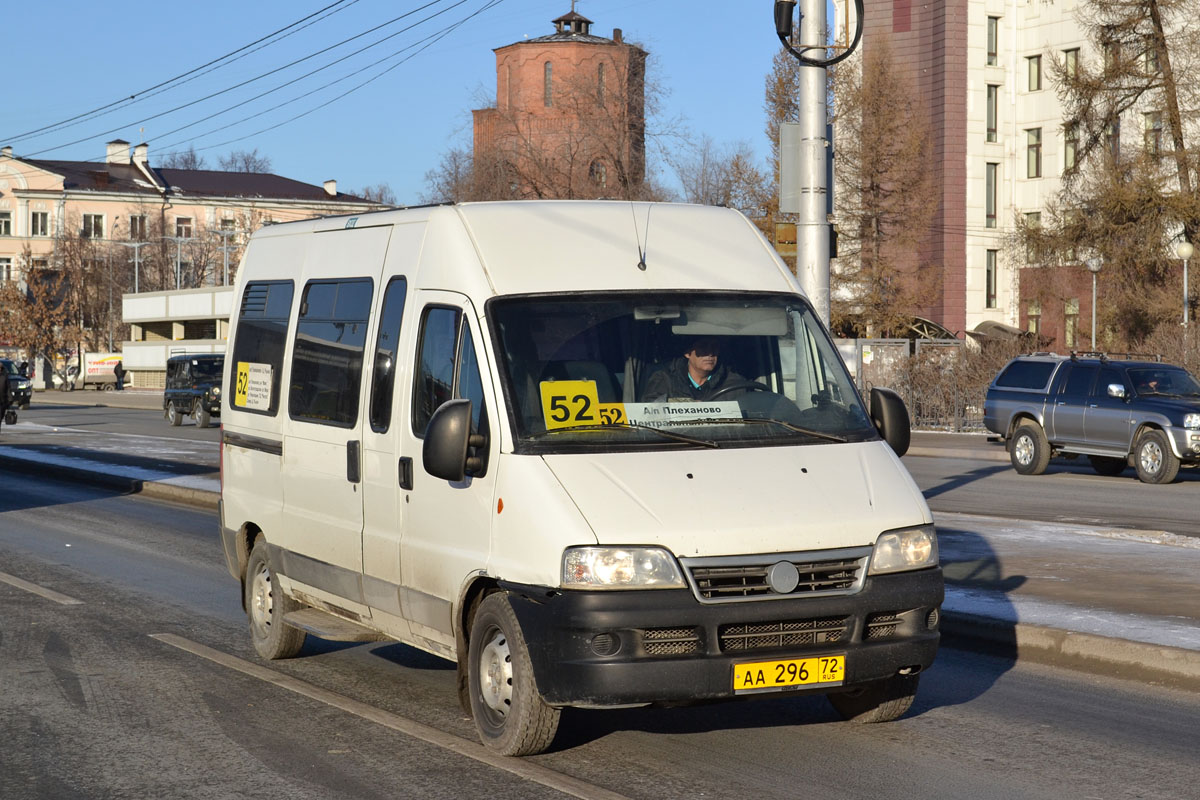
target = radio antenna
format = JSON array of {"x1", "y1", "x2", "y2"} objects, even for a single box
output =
[{"x1": 630, "y1": 202, "x2": 650, "y2": 271}]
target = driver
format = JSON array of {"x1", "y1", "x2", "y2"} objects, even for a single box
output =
[{"x1": 642, "y1": 336, "x2": 747, "y2": 402}]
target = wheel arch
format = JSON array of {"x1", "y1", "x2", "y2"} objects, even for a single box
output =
[
  {"x1": 1133, "y1": 422, "x2": 1183, "y2": 458},
  {"x1": 1006, "y1": 411, "x2": 1043, "y2": 441},
  {"x1": 234, "y1": 521, "x2": 264, "y2": 610}
]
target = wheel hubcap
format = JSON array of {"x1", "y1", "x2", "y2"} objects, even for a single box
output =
[
  {"x1": 478, "y1": 629, "x2": 513, "y2": 716},
  {"x1": 250, "y1": 564, "x2": 273, "y2": 638},
  {"x1": 1140, "y1": 441, "x2": 1163, "y2": 474},
  {"x1": 1014, "y1": 435, "x2": 1033, "y2": 465}
]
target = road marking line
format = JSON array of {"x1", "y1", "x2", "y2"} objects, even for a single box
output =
[
  {"x1": 150, "y1": 633, "x2": 631, "y2": 800},
  {"x1": 0, "y1": 571, "x2": 84, "y2": 605}
]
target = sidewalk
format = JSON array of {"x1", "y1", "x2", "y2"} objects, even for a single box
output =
[{"x1": 1, "y1": 419, "x2": 1198, "y2": 691}]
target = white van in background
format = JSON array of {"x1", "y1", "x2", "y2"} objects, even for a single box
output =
[{"x1": 219, "y1": 201, "x2": 942, "y2": 756}]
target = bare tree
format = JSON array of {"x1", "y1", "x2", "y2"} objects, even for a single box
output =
[
  {"x1": 218, "y1": 148, "x2": 272, "y2": 173},
  {"x1": 672, "y1": 136, "x2": 770, "y2": 217},
  {"x1": 159, "y1": 145, "x2": 208, "y2": 170},
  {"x1": 0, "y1": 245, "x2": 80, "y2": 382},
  {"x1": 829, "y1": 41, "x2": 940, "y2": 337},
  {"x1": 350, "y1": 183, "x2": 398, "y2": 205}
]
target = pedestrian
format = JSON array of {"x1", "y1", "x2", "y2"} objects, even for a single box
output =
[
  {"x1": 114, "y1": 360, "x2": 126, "y2": 391},
  {"x1": 0, "y1": 365, "x2": 10, "y2": 433}
]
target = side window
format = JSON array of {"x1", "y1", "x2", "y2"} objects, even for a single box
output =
[
  {"x1": 1095, "y1": 367, "x2": 1124, "y2": 397},
  {"x1": 230, "y1": 280, "x2": 294, "y2": 415},
  {"x1": 1062, "y1": 364, "x2": 1097, "y2": 397},
  {"x1": 413, "y1": 307, "x2": 461, "y2": 435},
  {"x1": 289, "y1": 278, "x2": 374, "y2": 427},
  {"x1": 369, "y1": 277, "x2": 409, "y2": 432},
  {"x1": 413, "y1": 306, "x2": 491, "y2": 477}
]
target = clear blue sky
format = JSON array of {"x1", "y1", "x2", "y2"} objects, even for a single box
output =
[{"x1": 3, "y1": 1, "x2": 804, "y2": 203}]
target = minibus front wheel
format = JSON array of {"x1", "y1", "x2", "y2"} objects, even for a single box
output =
[{"x1": 467, "y1": 593, "x2": 560, "y2": 756}]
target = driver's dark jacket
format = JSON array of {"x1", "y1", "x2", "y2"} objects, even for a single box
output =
[{"x1": 642, "y1": 358, "x2": 745, "y2": 402}]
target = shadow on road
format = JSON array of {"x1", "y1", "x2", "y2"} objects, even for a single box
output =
[{"x1": 922, "y1": 463, "x2": 1011, "y2": 499}]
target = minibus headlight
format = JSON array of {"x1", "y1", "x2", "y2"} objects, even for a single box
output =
[
  {"x1": 869, "y1": 525, "x2": 938, "y2": 575},
  {"x1": 561, "y1": 547, "x2": 685, "y2": 589},
  {"x1": 1184, "y1": 413, "x2": 1200, "y2": 430}
]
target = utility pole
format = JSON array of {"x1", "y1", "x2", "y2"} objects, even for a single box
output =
[
  {"x1": 212, "y1": 227, "x2": 238, "y2": 286},
  {"x1": 115, "y1": 240, "x2": 149, "y2": 293},
  {"x1": 164, "y1": 236, "x2": 189, "y2": 290},
  {"x1": 774, "y1": 0, "x2": 862, "y2": 329}
]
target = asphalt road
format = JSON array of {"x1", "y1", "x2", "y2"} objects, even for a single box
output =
[{"x1": 3, "y1": 471, "x2": 1200, "y2": 799}]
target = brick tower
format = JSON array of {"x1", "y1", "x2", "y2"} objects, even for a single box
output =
[{"x1": 472, "y1": 6, "x2": 647, "y2": 199}]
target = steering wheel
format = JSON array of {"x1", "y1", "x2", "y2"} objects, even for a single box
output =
[{"x1": 709, "y1": 381, "x2": 771, "y2": 400}]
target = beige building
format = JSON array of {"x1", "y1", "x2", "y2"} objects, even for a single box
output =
[{"x1": 0, "y1": 139, "x2": 384, "y2": 385}]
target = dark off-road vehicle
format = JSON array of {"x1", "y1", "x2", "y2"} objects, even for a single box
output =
[
  {"x1": 984, "y1": 353, "x2": 1200, "y2": 484},
  {"x1": 164, "y1": 354, "x2": 225, "y2": 427}
]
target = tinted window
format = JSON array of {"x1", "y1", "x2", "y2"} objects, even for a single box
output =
[
  {"x1": 369, "y1": 277, "x2": 408, "y2": 432},
  {"x1": 1062, "y1": 364, "x2": 1097, "y2": 396},
  {"x1": 289, "y1": 278, "x2": 374, "y2": 427},
  {"x1": 1094, "y1": 367, "x2": 1125, "y2": 397},
  {"x1": 995, "y1": 360, "x2": 1056, "y2": 389},
  {"x1": 458, "y1": 327, "x2": 490, "y2": 476},
  {"x1": 413, "y1": 307, "x2": 460, "y2": 436},
  {"x1": 230, "y1": 280, "x2": 294, "y2": 415}
]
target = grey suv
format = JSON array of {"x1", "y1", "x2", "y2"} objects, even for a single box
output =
[{"x1": 984, "y1": 354, "x2": 1200, "y2": 484}]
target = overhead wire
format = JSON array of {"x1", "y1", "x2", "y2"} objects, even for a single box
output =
[
  {"x1": 1, "y1": 0, "x2": 359, "y2": 144},
  {"x1": 19, "y1": 0, "x2": 462, "y2": 159}
]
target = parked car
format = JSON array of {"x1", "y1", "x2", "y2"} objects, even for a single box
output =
[
  {"x1": 984, "y1": 353, "x2": 1200, "y2": 483},
  {"x1": 0, "y1": 359, "x2": 33, "y2": 409},
  {"x1": 164, "y1": 354, "x2": 224, "y2": 427}
]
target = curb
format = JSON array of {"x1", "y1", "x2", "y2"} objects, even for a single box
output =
[
  {"x1": 906, "y1": 445, "x2": 1009, "y2": 462},
  {"x1": 0, "y1": 453, "x2": 218, "y2": 510},
  {"x1": 941, "y1": 612, "x2": 1200, "y2": 692}
]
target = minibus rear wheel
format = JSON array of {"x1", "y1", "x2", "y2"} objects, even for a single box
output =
[
  {"x1": 467, "y1": 593, "x2": 560, "y2": 756},
  {"x1": 245, "y1": 538, "x2": 306, "y2": 660},
  {"x1": 827, "y1": 673, "x2": 919, "y2": 723}
]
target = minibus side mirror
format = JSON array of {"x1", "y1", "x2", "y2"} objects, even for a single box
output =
[
  {"x1": 870, "y1": 387, "x2": 911, "y2": 458},
  {"x1": 423, "y1": 399, "x2": 487, "y2": 482}
]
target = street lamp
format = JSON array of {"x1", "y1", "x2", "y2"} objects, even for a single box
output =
[
  {"x1": 1177, "y1": 240, "x2": 1194, "y2": 327},
  {"x1": 163, "y1": 235, "x2": 190, "y2": 290},
  {"x1": 1086, "y1": 257, "x2": 1102, "y2": 350},
  {"x1": 115, "y1": 240, "x2": 149, "y2": 293}
]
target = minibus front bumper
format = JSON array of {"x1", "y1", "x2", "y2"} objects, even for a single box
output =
[{"x1": 502, "y1": 567, "x2": 942, "y2": 708}]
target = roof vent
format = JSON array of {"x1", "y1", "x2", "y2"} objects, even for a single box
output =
[
  {"x1": 324, "y1": 179, "x2": 337, "y2": 197},
  {"x1": 106, "y1": 139, "x2": 131, "y2": 165}
]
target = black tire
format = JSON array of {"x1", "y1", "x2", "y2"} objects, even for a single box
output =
[
  {"x1": 167, "y1": 402, "x2": 183, "y2": 427},
  {"x1": 195, "y1": 405, "x2": 211, "y2": 428},
  {"x1": 467, "y1": 593, "x2": 560, "y2": 756},
  {"x1": 828, "y1": 674, "x2": 919, "y2": 723},
  {"x1": 102, "y1": 383, "x2": 115, "y2": 392},
  {"x1": 245, "y1": 538, "x2": 306, "y2": 660},
  {"x1": 1134, "y1": 429, "x2": 1180, "y2": 484},
  {"x1": 1088, "y1": 455, "x2": 1127, "y2": 477},
  {"x1": 1010, "y1": 423, "x2": 1051, "y2": 475}
]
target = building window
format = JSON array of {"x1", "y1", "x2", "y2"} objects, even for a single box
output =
[
  {"x1": 1027, "y1": 300, "x2": 1041, "y2": 335},
  {"x1": 985, "y1": 162, "x2": 998, "y2": 228},
  {"x1": 1102, "y1": 28, "x2": 1120, "y2": 71},
  {"x1": 0, "y1": 211, "x2": 11, "y2": 236},
  {"x1": 130, "y1": 214, "x2": 148, "y2": 240},
  {"x1": 589, "y1": 160, "x2": 608, "y2": 188},
  {"x1": 597, "y1": 62, "x2": 606, "y2": 106},
  {"x1": 0, "y1": 257, "x2": 12, "y2": 282},
  {"x1": 1064, "y1": 48, "x2": 1079, "y2": 78},
  {"x1": 82, "y1": 214, "x2": 104, "y2": 238},
  {"x1": 175, "y1": 217, "x2": 193, "y2": 238},
  {"x1": 1064, "y1": 122, "x2": 1079, "y2": 172},
  {"x1": 30, "y1": 211, "x2": 49, "y2": 236},
  {"x1": 1064, "y1": 298, "x2": 1080, "y2": 348},
  {"x1": 220, "y1": 218, "x2": 235, "y2": 231},
  {"x1": 986, "y1": 84, "x2": 999, "y2": 142},
  {"x1": 1027, "y1": 55, "x2": 1042, "y2": 91},
  {"x1": 1144, "y1": 35, "x2": 1160, "y2": 74},
  {"x1": 1024, "y1": 212, "x2": 1042, "y2": 263},
  {"x1": 1027, "y1": 128, "x2": 1042, "y2": 178},
  {"x1": 987, "y1": 17, "x2": 999, "y2": 65},
  {"x1": 1105, "y1": 118, "x2": 1121, "y2": 159},
  {"x1": 986, "y1": 250, "x2": 998, "y2": 309},
  {"x1": 1144, "y1": 111, "x2": 1163, "y2": 155},
  {"x1": 544, "y1": 61, "x2": 553, "y2": 107},
  {"x1": 505, "y1": 65, "x2": 513, "y2": 110}
]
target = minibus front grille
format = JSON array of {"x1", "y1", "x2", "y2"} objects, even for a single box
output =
[
  {"x1": 680, "y1": 548, "x2": 872, "y2": 604},
  {"x1": 720, "y1": 617, "x2": 849, "y2": 652}
]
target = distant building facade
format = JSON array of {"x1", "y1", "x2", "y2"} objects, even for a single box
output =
[{"x1": 472, "y1": 9, "x2": 647, "y2": 199}]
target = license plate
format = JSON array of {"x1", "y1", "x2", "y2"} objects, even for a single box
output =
[{"x1": 732, "y1": 655, "x2": 845, "y2": 693}]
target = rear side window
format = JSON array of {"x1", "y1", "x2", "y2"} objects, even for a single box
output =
[
  {"x1": 369, "y1": 277, "x2": 409, "y2": 432},
  {"x1": 1062, "y1": 364, "x2": 1097, "y2": 396},
  {"x1": 230, "y1": 280, "x2": 294, "y2": 415},
  {"x1": 289, "y1": 278, "x2": 374, "y2": 427},
  {"x1": 995, "y1": 360, "x2": 1056, "y2": 389}
]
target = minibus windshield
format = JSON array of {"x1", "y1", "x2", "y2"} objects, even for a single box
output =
[{"x1": 490, "y1": 292, "x2": 877, "y2": 452}]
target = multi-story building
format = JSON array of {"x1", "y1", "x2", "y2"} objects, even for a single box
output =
[
  {"x1": 472, "y1": 8, "x2": 647, "y2": 199},
  {"x1": 0, "y1": 139, "x2": 382, "y2": 385},
  {"x1": 850, "y1": 0, "x2": 1092, "y2": 345}
]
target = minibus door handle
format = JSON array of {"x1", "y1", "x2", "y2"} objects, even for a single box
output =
[
  {"x1": 398, "y1": 456, "x2": 413, "y2": 490},
  {"x1": 346, "y1": 440, "x2": 361, "y2": 484}
]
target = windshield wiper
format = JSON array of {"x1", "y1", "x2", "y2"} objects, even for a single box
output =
[
  {"x1": 528, "y1": 422, "x2": 719, "y2": 448},
  {"x1": 685, "y1": 416, "x2": 849, "y2": 443}
]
